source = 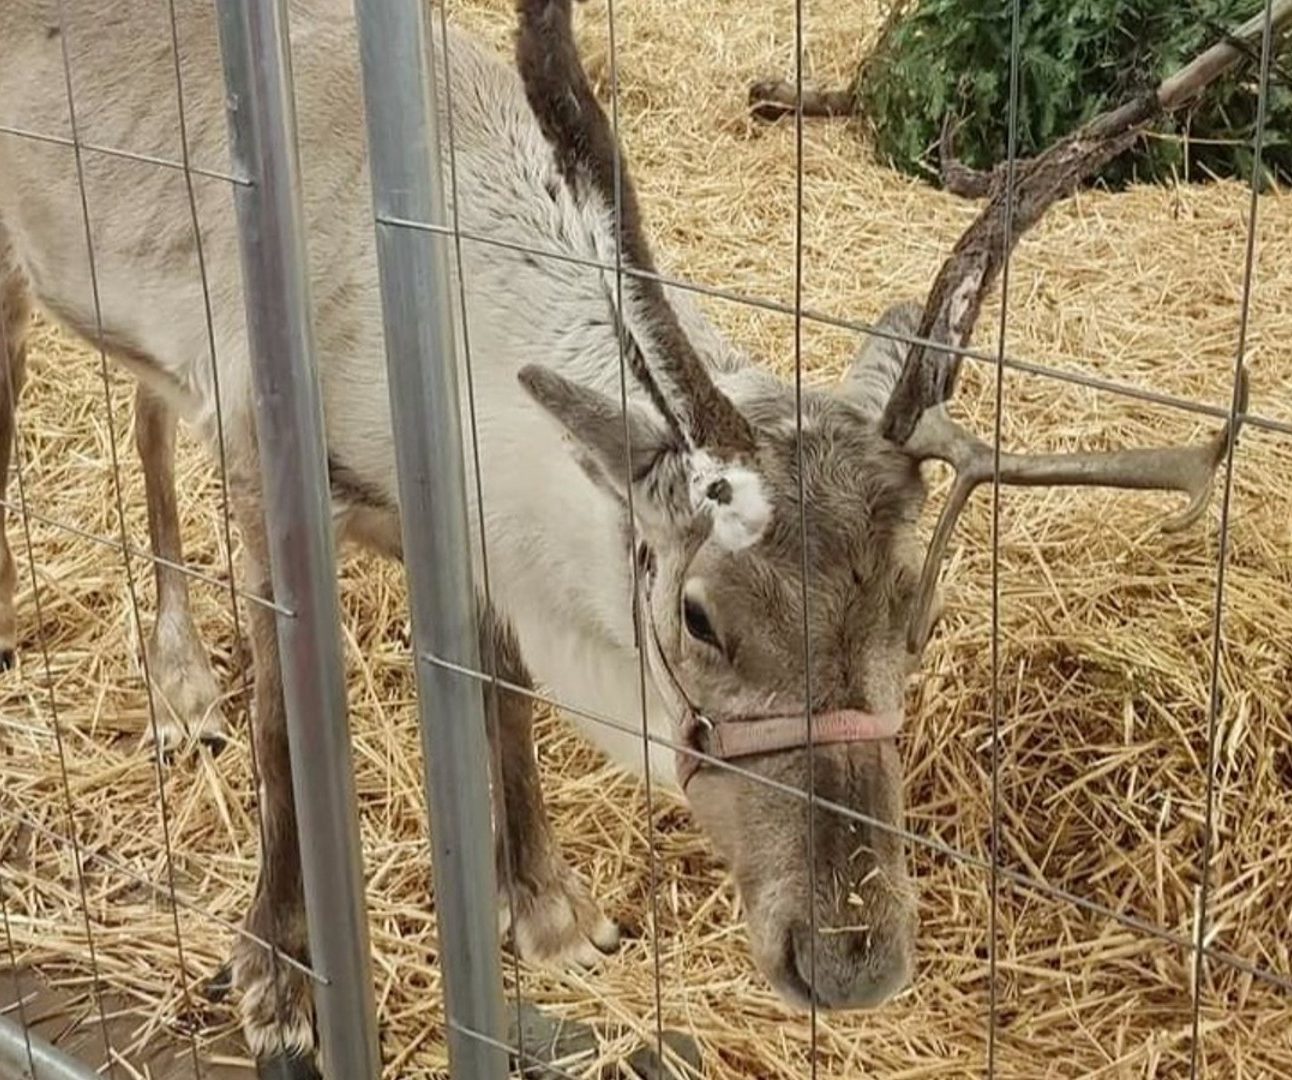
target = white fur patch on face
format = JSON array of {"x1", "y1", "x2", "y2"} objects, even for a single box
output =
[{"x1": 688, "y1": 449, "x2": 771, "y2": 551}]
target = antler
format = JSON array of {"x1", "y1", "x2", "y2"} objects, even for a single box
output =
[
  {"x1": 877, "y1": 1, "x2": 1288, "y2": 651},
  {"x1": 902, "y1": 372, "x2": 1248, "y2": 653},
  {"x1": 514, "y1": 0, "x2": 755, "y2": 457},
  {"x1": 880, "y1": 0, "x2": 1291, "y2": 445}
]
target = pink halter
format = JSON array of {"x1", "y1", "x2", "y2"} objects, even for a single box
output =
[{"x1": 672, "y1": 706, "x2": 904, "y2": 789}]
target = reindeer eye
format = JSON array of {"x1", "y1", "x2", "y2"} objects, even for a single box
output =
[{"x1": 682, "y1": 595, "x2": 722, "y2": 651}]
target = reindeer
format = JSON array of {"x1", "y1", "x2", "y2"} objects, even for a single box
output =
[{"x1": 0, "y1": 0, "x2": 1258, "y2": 1074}]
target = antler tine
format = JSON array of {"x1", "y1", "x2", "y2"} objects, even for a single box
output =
[{"x1": 904, "y1": 370, "x2": 1248, "y2": 653}]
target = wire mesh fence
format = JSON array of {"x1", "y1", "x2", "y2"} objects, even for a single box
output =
[{"x1": 0, "y1": 0, "x2": 1288, "y2": 1078}]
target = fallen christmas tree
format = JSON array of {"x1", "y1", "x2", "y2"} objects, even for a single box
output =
[{"x1": 750, "y1": 0, "x2": 1292, "y2": 190}]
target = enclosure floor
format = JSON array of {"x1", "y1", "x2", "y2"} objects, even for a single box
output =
[
  {"x1": 1, "y1": 969, "x2": 250, "y2": 1077},
  {"x1": 2, "y1": 0, "x2": 1290, "y2": 1077}
]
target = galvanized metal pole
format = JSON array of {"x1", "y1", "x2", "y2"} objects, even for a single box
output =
[
  {"x1": 214, "y1": 3, "x2": 381, "y2": 1077},
  {"x1": 0, "y1": 1014, "x2": 101, "y2": 1080},
  {"x1": 351, "y1": 2, "x2": 507, "y2": 1077}
]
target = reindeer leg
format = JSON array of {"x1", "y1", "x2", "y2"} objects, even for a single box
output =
[
  {"x1": 483, "y1": 609, "x2": 621, "y2": 968},
  {"x1": 135, "y1": 382, "x2": 228, "y2": 752},
  {"x1": 0, "y1": 235, "x2": 30, "y2": 672},
  {"x1": 226, "y1": 456, "x2": 319, "y2": 1077}
]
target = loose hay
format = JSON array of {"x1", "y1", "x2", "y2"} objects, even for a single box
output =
[{"x1": 2, "y1": 0, "x2": 1291, "y2": 1076}]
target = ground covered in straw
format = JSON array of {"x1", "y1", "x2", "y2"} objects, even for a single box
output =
[{"x1": 3, "y1": 0, "x2": 1290, "y2": 1076}]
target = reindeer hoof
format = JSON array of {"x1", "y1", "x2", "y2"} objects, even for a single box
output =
[
  {"x1": 200, "y1": 730, "x2": 229, "y2": 758},
  {"x1": 626, "y1": 1030, "x2": 703, "y2": 1079},
  {"x1": 203, "y1": 963, "x2": 234, "y2": 1003},
  {"x1": 144, "y1": 621, "x2": 229, "y2": 754},
  {"x1": 256, "y1": 1051, "x2": 322, "y2": 1080},
  {"x1": 501, "y1": 857, "x2": 621, "y2": 969},
  {"x1": 0, "y1": 648, "x2": 14, "y2": 672}
]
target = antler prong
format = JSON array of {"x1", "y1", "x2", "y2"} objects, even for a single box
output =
[
  {"x1": 906, "y1": 465, "x2": 977, "y2": 654},
  {"x1": 905, "y1": 370, "x2": 1248, "y2": 653}
]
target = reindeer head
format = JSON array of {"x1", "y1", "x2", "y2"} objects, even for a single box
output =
[
  {"x1": 522, "y1": 316, "x2": 927, "y2": 1006},
  {"x1": 514, "y1": 0, "x2": 1243, "y2": 1010}
]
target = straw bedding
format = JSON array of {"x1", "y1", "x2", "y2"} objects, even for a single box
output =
[{"x1": 2, "y1": 0, "x2": 1290, "y2": 1076}]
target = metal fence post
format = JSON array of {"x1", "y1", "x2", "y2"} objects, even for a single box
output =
[
  {"x1": 350, "y1": 3, "x2": 508, "y2": 1077},
  {"x1": 0, "y1": 1014, "x2": 101, "y2": 1080},
  {"x1": 214, "y1": 3, "x2": 381, "y2": 1077}
]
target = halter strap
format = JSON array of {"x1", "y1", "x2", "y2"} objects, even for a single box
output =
[{"x1": 674, "y1": 706, "x2": 903, "y2": 789}]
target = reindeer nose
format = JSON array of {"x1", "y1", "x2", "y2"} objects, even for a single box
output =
[{"x1": 789, "y1": 920, "x2": 911, "y2": 1010}]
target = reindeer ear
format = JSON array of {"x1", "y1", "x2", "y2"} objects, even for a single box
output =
[
  {"x1": 520, "y1": 365, "x2": 772, "y2": 549},
  {"x1": 519, "y1": 363, "x2": 678, "y2": 494}
]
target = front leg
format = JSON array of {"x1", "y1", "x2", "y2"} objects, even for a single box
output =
[
  {"x1": 0, "y1": 241, "x2": 31, "y2": 670},
  {"x1": 483, "y1": 609, "x2": 621, "y2": 968},
  {"x1": 227, "y1": 468, "x2": 320, "y2": 1078}
]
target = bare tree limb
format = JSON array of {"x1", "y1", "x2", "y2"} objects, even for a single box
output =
[
  {"x1": 748, "y1": 0, "x2": 913, "y2": 124},
  {"x1": 881, "y1": 0, "x2": 1292, "y2": 445},
  {"x1": 1158, "y1": 0, "x2": 1291, "y2": 109},
  {"x1": 747, "y1": 81, "x2": 856, "y2": 123}
]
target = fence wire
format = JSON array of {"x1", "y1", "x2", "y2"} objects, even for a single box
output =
[
  {"x1": 986, "y1": 0, "x2": 1026, "y2": 1070},
  {"x1": 378, "y1": 207, "x2": 1292, "y2": 441},
  {"x1": 56, "y1": 0, "x2": 211, "y2": 1067},
  {"x1": 1189, "y1": 2, "x2": 1281, "y2": 1077},
  {"x1": 0, "y1": 73, "x2": 119, "y2": 1067},
  {"x1": 0, "y1": 0, "x2": 1284, "y2": 1076},
  {"x1": 602, "y1": 0, "x2": 670, "y2": 1069}
]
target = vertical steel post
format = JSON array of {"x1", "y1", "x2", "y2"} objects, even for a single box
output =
[
  {"x1": 0, "y1": 1014, "x2": 101, "y2": 1080},
  {"x1": 351, "y1": 2, "x2": 508, "y2": 1076},
  {"x1": 214, "y1": 3, "x2": 381, "y2": 1077}
]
